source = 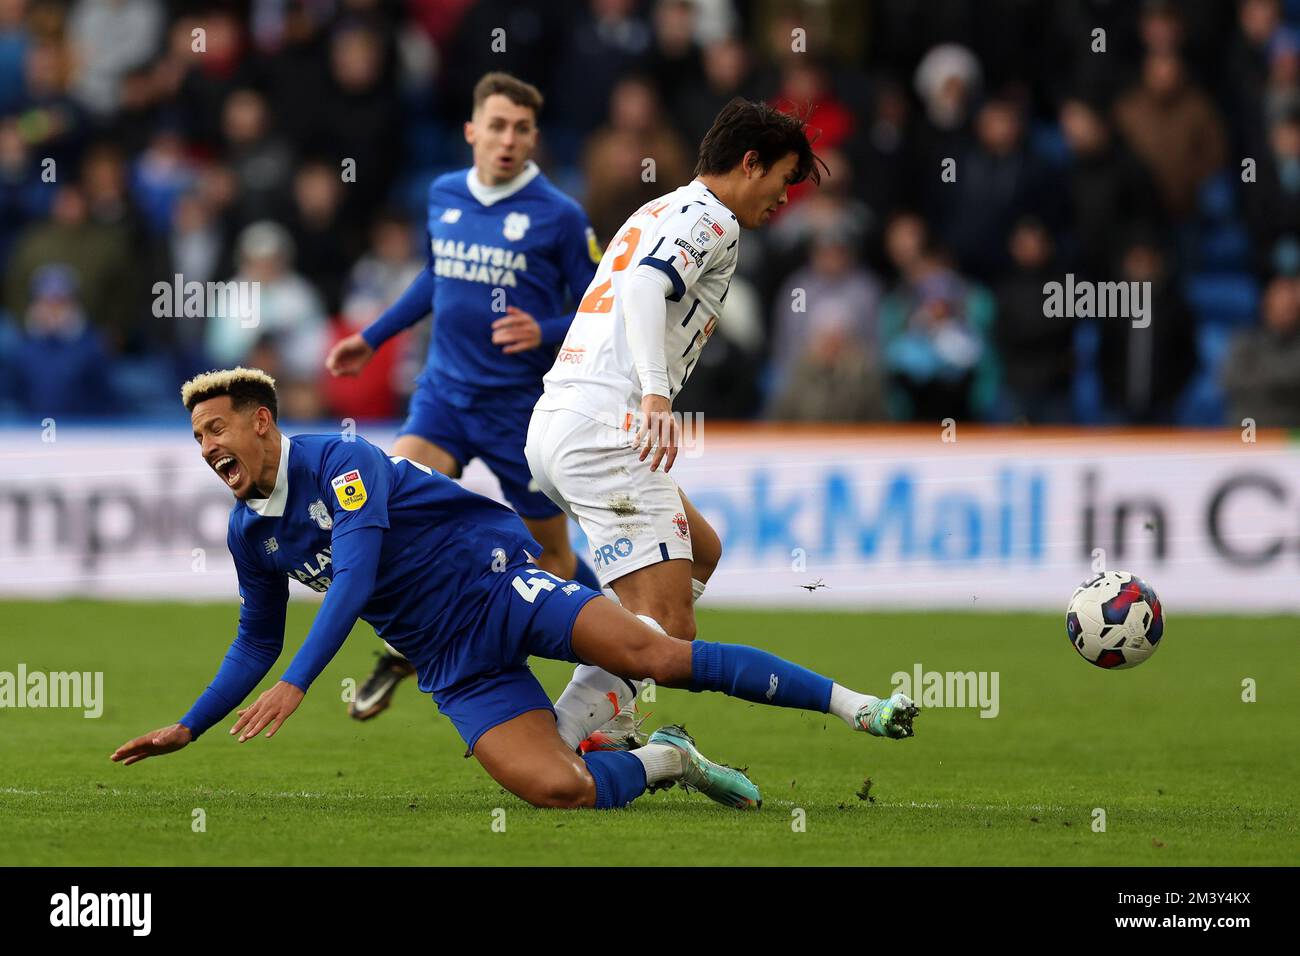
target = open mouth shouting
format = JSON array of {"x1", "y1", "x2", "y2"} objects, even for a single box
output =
[{"x1": 212, "y1": 454, "x2": 242, "y2": 489}]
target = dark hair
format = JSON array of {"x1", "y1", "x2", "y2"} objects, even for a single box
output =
[
  {"x1": 695, "y1": 98, "x2": 826, "y2": 185},
  {"x1": 472, "y1": 71, "x2": 544, "y2": 117},
  {"x1": 182, "y1": 370, "x2": 279, "y2": 422}
]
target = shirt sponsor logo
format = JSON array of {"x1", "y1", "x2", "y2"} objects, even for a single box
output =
[
  {"x1": 673, "y1": 237, "x2": 705, "y2": 268},
  {"x1": 431, "y1": 238, "x2": 527, "y2": 287},
  {"x1": 593, "y1": 536, "x2": 634, "y2": 568},
  {"x1": 292, "y1": 546, "x2": 333, "y2": 592},
  {"x1": 330, "y1": 471, "x2": 367, "y2": 511}
]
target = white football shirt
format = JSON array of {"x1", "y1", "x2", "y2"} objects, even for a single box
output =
[{"x1": 536, "y1": 179, "x2": 741, "y2": 427}]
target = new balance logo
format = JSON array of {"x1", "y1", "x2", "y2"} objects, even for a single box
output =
[{"x1": 766, "y1": 674, "x2": 779, "y2": 701}]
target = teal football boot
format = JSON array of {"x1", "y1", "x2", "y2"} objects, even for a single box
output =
[
  {"x1": 646, "y1": 724, "x2": 761, "y2": 810},
  {"x1": 854, "y1": 693, "x2": 920, "y2": 739}
]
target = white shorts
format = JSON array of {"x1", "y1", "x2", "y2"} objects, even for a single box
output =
[{"x1": 525, "y1": 406, "x2": 693, "y2": 586}]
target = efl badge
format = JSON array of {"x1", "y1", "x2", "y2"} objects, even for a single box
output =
[
  {"x1": 586, "y1": 226, "x2": 602, "y2": 264},
  {"x1": 691, "y1": 212, "x2": 724, "y2": 249},
  {"x1": 503, "y1": 211, "x2": 530, "y2": 241},
  {"x1": 331, "y1": 471, "x2": 367, "y2": 511},
  {"x1": 673, "y1": 512, "x2": 690, "y2": 541}
]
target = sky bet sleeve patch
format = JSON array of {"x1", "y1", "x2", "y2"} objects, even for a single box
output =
[
  {"x1": 331, "y1": 470, "x2": 368, "y2": 511},
  {"x1": 690, "y1": 212, "x2": 725, "y2": 249}
]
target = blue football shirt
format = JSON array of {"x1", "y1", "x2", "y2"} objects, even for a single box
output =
[
  {"x1": 178, "y1": 432, "x2": 542, "y2": 737},
  {"x1": 362, "y1": 162, "x2": 600, "y2": 409}
]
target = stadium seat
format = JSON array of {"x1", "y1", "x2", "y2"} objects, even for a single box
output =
[
  {"x1": 0, "y1": 314, "x2": 20, "y2": 413},
  {"x1": 1197, "y1": 170, "x2": 1238, "y2": 222},
  {"x1": 1184, "y1": 273, "x2": 1260, "y2": 327},
  {"x1": 1072, "y1": 320, "x2": 1105, "y2": 425},
  {"x1": 108, "y1": 354, "x2": 178, "y2": 418},
  {"x1": 1196, "y1": 222, "x2": 1252, "y2": 272},
  {"x1": 396, "y1": 166, "x2": 459, "y2": 218},
  {"x1": 1174, "y1": 325, "x2": 1235, "y2": 426},
  {"x1": 402, "y1": 120, "x2": 445, "y2": 168},
  {"x1": 1029, "y1": 121, "x2": 1071, "y2": 170}
]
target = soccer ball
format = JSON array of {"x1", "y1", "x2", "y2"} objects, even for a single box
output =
[{"x1": 1065, "y1": 571, "x2": 1165, "y2": 669}]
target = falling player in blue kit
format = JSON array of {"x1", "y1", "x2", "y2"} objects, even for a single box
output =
[
  {"x1": 110, "y1": 369, "x2": 919, "y2": 811},
  {"x1": 325, "y1": 73, "x2": 603, "y2": 719}
]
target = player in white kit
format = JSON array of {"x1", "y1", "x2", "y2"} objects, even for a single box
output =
[{"x1": 525, "y1": 98, "x2": 825, "y2": 753}]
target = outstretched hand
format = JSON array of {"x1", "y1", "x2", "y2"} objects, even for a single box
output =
[
  {"x1": 230, "y1": 681, "x2": 305, "y2": 742},
  {"x1": 325, "y1": 333, "x2": 375, "y2": 376},
  {"x1": 111, "y1": 723, "x2": 193, "y2": 766}
]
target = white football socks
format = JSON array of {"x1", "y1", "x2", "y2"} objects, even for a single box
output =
[
  {"x1": 554, "y1": 665, "x2": 634, "y2": 750},
  {"x1": 631, "y1": 743, "x2": 685, "y2": 785},
  {"x1": 553, "y1": 612, "x2": 671, "y2": 749},
  {"x1": 829, "y1": 684, "x2": 878, "y2": 729}
]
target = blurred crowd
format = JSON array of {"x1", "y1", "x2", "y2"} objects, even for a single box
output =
[{"x1": 1, "y1": 0, "x2": 1299, "y2": 426}]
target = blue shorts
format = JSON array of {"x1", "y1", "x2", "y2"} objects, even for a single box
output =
[
  {"x1": 399, "y1": 385, "x2": 560, "y2": 519},
  {"x1": 430, "y1": 562, "x2": 601, "y2": 753}
]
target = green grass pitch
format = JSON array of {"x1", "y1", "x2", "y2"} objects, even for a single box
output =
[{"x1": 1, "y1": 600, "x2": 1296, "y2": 866}]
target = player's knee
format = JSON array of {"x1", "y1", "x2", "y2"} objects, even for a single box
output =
[
  {"x1": 661, "y1": 606, "x2": 696, "y2": 641},
  {"x1": 632, "y1": 602, "x2": 695, "y2": 641},
  {"x1": 524, "y1": 770, "x2": 596, "y2": 809},
  {"x1": 639, "y1": 634, "x2": 693, "y2": 686}
]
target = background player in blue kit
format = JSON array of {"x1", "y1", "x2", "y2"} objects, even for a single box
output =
[
  {"x1": 325, "y1": 73, "x2": 603, "y2": 718},
  {"x1": 109, "y1": 368, "x2": 919, "y2": 812}
]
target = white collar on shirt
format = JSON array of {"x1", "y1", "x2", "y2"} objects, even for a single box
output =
[
  {"x1": 245, "y1": 434, "x2": 291, "y2": 517},
  {"x1": 467, "y1": 160, "x2": 541, "y2": 207}
]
